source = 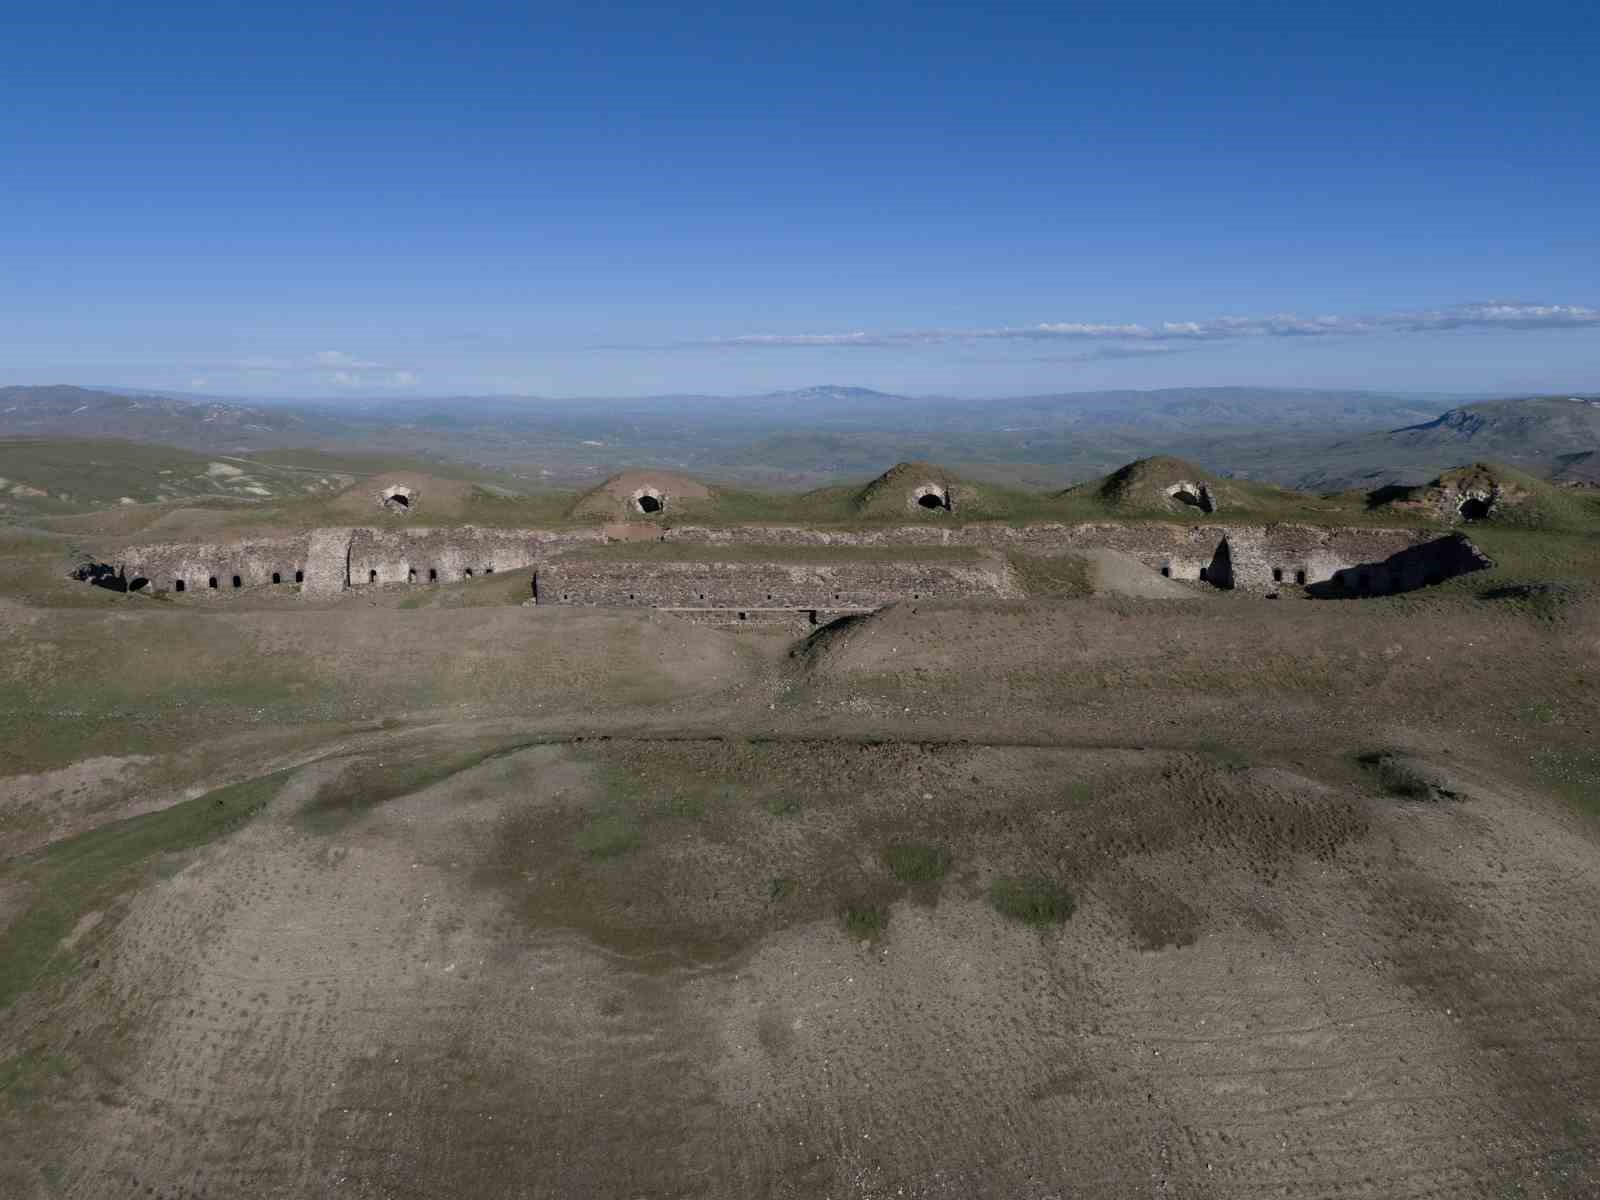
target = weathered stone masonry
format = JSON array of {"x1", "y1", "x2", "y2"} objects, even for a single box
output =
[{"x1": 115, "y1": 520, "x2": 1489, "y2": 607}]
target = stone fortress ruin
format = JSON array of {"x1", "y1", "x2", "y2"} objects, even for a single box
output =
[{"x1": 95, "y1": 461, "x2": 1495, "y2": 621}]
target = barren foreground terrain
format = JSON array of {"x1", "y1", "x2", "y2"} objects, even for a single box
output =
[{"x1": 3, "y1": 546, "x2": 1599, "y2": 1197}]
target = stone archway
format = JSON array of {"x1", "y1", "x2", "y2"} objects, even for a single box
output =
[
  {"x1": 381, "y1": 485, "x2": 415, "y2": 512},
  {"x1": 632, "y1": 486, "x2": 667, "y2": 515},
  {"x1": 911, "y1": 483, "x2": 951, "y2": 512}
]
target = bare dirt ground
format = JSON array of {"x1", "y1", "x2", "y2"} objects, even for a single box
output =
[{"x1": 2, "y1": 572, "x2": 1599, "y2": 1198}]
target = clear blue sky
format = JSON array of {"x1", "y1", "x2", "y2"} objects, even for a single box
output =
[{"x1": 2, "y1": 0, "x2": 1596, "y2": 398}]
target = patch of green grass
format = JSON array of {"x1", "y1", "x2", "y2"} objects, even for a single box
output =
[
  {"x1": 299, "y1": 742, "x2": 531, "y2": 833},
  {"x1": 0, "y1": 771, "x2": 285, "y2": 1013},
  {"x1": 989, "y1": 878, "x2": 1075, "y2": 927},
  {"x1": 881, "y1": 843, "x2": 950, "y2": 882},
  {"x1": 1006, "y1": 552, "x2": 1093, "y2": 598},
  {"x1": 576, "y1": 812, "x2": 640, "y2": 858},
  {"x1": 841, "y1": 899, "x2": 888, "y2": 938},
  {"x1": 1534, "y1": 749, "x2": 1600, "y2": 817}
]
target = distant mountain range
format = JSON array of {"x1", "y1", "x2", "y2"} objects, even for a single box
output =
[{"x1": 2, "y1": 383, "x2": 1596, "y2": 491}]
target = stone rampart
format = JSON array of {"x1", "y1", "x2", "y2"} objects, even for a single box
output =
[
  {"x1": 118, "y1": 534, "x2": 315, "y2": 593},
  {"x1": 113, "y1": 520, "x2": 1484, "y2": 603},
  {"x1": 538, "y1": 555, "x2": 1017, "y2": 608},
  {"x1": 655, "y1": 522, "x2": 1429, "y2": 594},
  {"x1": 121, "y1": 526, "x2": 606, "y2": 596},
  {"x1": 345, "y1": 527, "x2": 602, "y2": 589}
]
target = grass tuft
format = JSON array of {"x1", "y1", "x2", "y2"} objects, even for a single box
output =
[
  {"x1": 577, "y1": 813, "x2": 640, "y2": 858},
  {"x1": 881, "y1": 843, "x2": 951, "y2": 882},
  {"x1": 990, "y1": 878, "x2": 1075, "y2": 927},
  {"x1": 841, "y1": 899, "x2": 889, "y2": 939}
]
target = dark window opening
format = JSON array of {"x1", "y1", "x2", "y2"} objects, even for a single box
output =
[
  {"x1": 628, "y1": 593, "x2": 635, "y2": 601},
  {"x1": 562, "y1": 593, "x2": 569, "y2": 601},
  {"x1": 209, "y1": 576, "x2": 218, "y2": 589},
  {"x1": 485, "y1": 566, "x2": 493, "y2": 574},
  {"x1": 295, "y1": 569, "x2": 304, "y2": 583},
  {"x1": 916, "y1": 491, "x2": 948, "y2": 510},
  {"x1": 369, "y1": 569, "x2": 378, "y2": 583},
  {"x1": 1199, "y1": 567, "x2": 1208, "y2": 582},
  {"x1": 1295, "y1": 569, "x2": 1306, "y2": 586},
  {"x1": 407, "y1": 568, "x2": 417, "y2": 582},
  {"x1": 1160, "y1": 566, "x2": 1171, "y2": 578},
  {"x1": 428, "y1": 568, "x2": 437, "y2": 581},
  {"x1": 231, "y1": 575, "x2": 241, "y2": 589},
  {"x1": 738, "y1": 611, "x2": 747, "y2": 620},
  {"x1": 174, "y1": 579, "x2": 185, "y2": 592},
  {"x1": 1272, "y1": 567, "x2": 1283, "y2": 583},
  {"x1": 464, "y1": 568, "x2": 474, "y2": 578},
  {"x1": 272, "y1": 572, "x2": 281, "y2": 584},
  {"x1": 636, "y1": 494, "x2": 663, "y2": 513}
]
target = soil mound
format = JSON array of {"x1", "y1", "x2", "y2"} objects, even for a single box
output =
[
  {"x1": 1071, "y1": 455, "x2": 1287, "y2": 517},
  {"x1": 850, "y1": 461, "x2": 1012, "y2": 519},
  {"x1": 1080, "y1": 548, "x2": 1202, "y2": 599},
  {"x1": 326, "y1": 472, "x2": 483, "y2": 520},
  {"x1": 571, "y1": 470, "x2": 715, "y2": 521},
  {"x1": 1368, "y1": 461, "x2": 1588, "y2": 528}
]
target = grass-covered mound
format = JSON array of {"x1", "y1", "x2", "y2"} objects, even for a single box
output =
[
  {"x1": 848, "y1": 461, "x2": 1027, "y2": 520},
  {"x1": 1370, "y1": 461, "x2": 1600, "y2": 530},
  {"x1": 1064, "y1": 455, "x2": 1307, "y2": 519},
  {"x1": 569, "y1": 469, "x2": 726, "y2": 523}
]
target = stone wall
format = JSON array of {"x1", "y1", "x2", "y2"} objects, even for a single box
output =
[
  {"x1": 121, "y1": 526, "x2": 605, "y2": 596},
  {"x1": 115, "y1": 520, "x2": 1485, "y2": 604},
  {"x1": 653, "y1": 522, "x2": 1430, "y2": 594},
  {"x1": 538, "y1": 555, "x2": 1018, "y2": 609},
  {"x1": 344, "y1": 527, "x2": 601, "y2": 590},
  {"x1": 117, "y1": 534, "x2": 314, "y2": 593}
]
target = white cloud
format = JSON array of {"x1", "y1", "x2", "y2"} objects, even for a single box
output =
[
  {"x1": 703, "y1": 302, "x2": 1600, "y2": 350},
  {"x1": 313, "y1": 350, "x2": 386, "y2": 369}
]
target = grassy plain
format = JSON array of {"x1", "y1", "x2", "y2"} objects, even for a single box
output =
[{"x1": 2, "y1": 445, "x2": 1600, "y2": 1198}]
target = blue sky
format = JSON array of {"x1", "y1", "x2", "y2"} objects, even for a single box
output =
[{"x1": 2, "y1": 0, "x2": 1596, "y2": 398}]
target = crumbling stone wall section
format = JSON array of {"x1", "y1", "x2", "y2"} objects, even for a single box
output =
[
  {"x1": 122, "y1": 525, "x2": 607, "y2": 595},
  {"x1": 115, "y1": 519, "x2": 1485, "y2": 603},
  {"x1": 302, "y1": 527, "x2": 355, "y2": 595},
  {"x1": 121, "y1": 535, "x2": 315, "y2": 593},
  {"x1": 1307, "y1": 534, "x2": 1492, "y2": 598},
  {"x1": 345, "y1": 526, "x2": 603, "y2": 588},
  {"x1": 655, "y1": 522, "x2": 1430, "y2": 593},
  {"x1": 539, "y1": 555, "x2": 1017, "y2": 609}
]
